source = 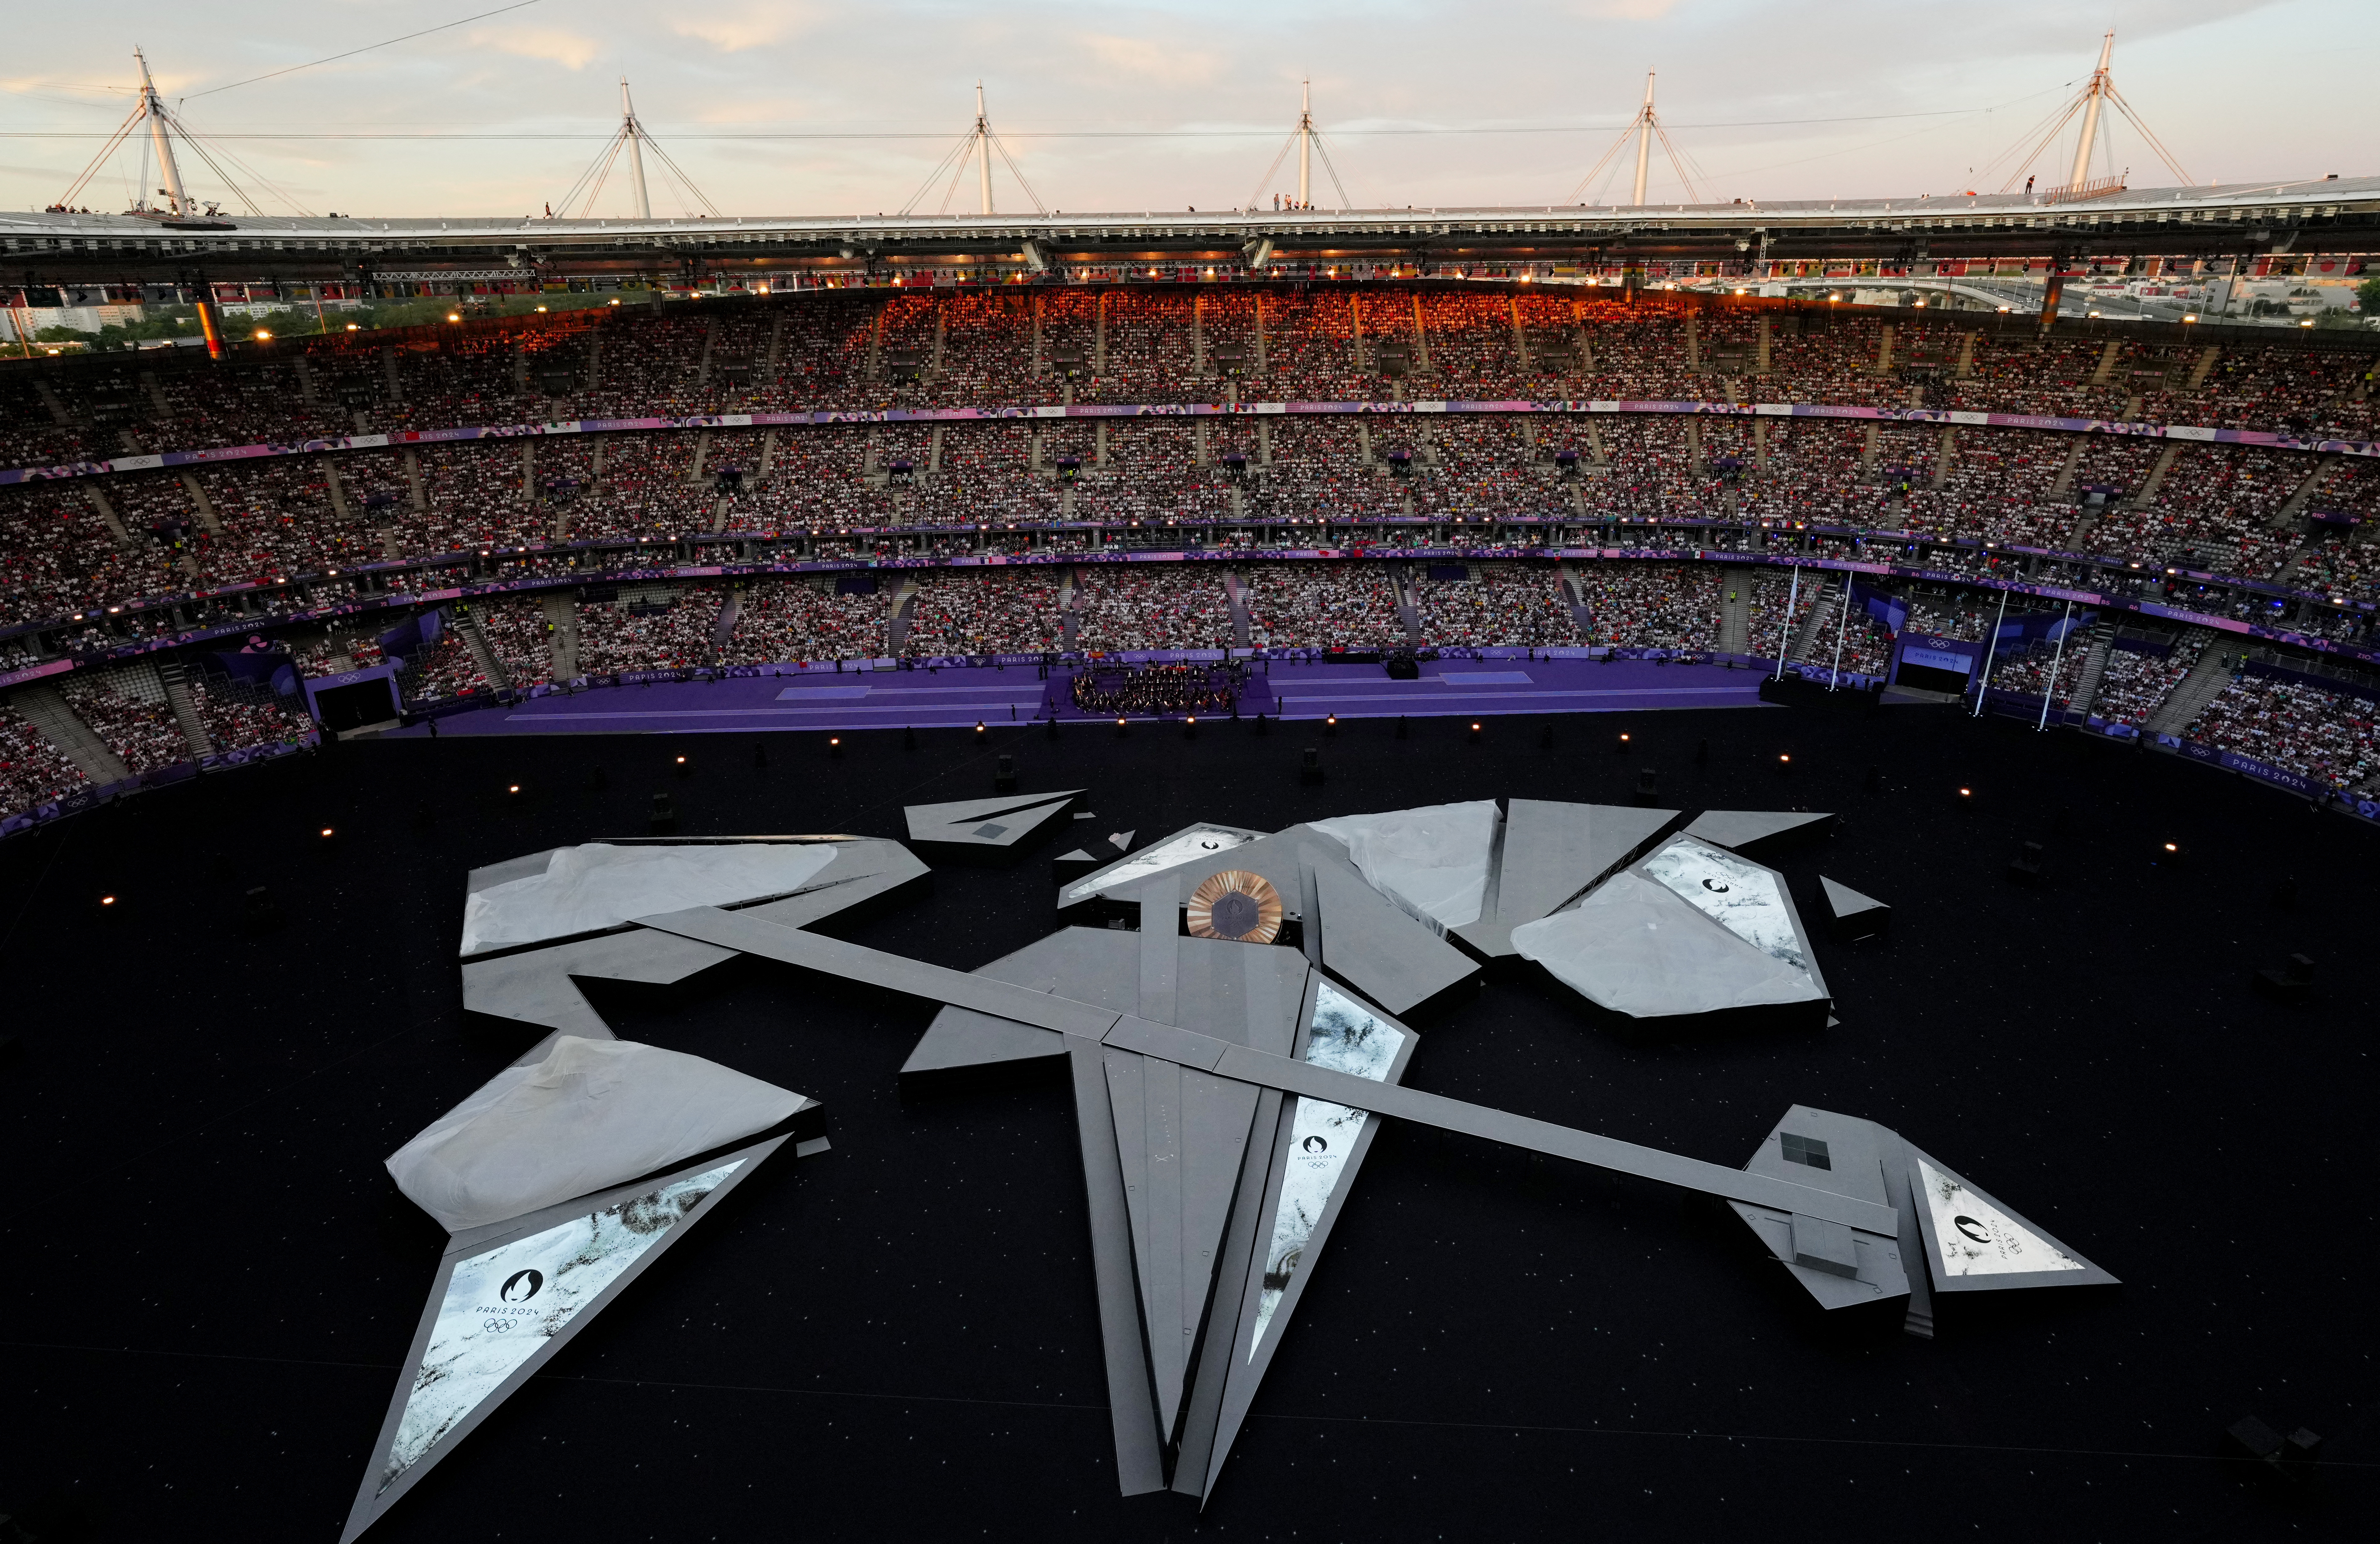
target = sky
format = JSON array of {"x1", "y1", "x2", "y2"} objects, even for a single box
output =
[{"x1": 4, "y1": 0, "x2": 2373, "y2": 219}]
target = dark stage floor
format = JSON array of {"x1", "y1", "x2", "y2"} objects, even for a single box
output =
[{"x1": 1, "y1": 703, "x2": 2373, "y2": 1542}]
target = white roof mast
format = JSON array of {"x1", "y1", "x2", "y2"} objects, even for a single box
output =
[
  {"x1": 974, "y1": 83, "x2": 995, "y2": 215},
  {"x1": 136, "y1": 47, "x2": 191, "y2": 216},
  {"x1": 1632, "y1": 71, "x2": 1656, "y2": 207},
  {"x1": 620, "y1": 78, "x2": 652, "y2": 220},
  {"x1": 2068, "y1": 32, "x2": 2115, "y2": 193}
]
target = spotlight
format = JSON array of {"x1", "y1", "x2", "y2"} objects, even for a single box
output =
[
  {"x1": 507, "y1": 785, "x2": 520, "y2": 794},
  {"x1": 100, "y1": 894, "x2": 117, "y2": 907},
  {"x1": 320, "y1": 827, "x2": 335, "y2": 838},
  {"x1": 1324, "y1": 713, "x2": 1338, "y2": 737},
  {"x1": 2163, "y1": 842, "x2": 2177, "y2": 852},
  {"x1": 1185, "y1": 716, "x2": 1198, "y2": 739},
  {"x1": 829, "y1": 736, "x2": 842, "y2": 756},
  {"x1": 1469, "y1": 721, "x2": 1483, "y2": 742},
  {"x1": 976, "y1": 721, "x2": 986, "y2": 734}
]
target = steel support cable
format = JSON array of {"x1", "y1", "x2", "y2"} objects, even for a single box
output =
[
  {"x1": 55, "y1": 102, "x2": 145, "y2": 209},
  {"x1": 1242, "y1": 130, "x2": 1298, "y2": 212},
  {"x1": 2105, "y1": 85, "x2": 2192, "y2": 186},
  {"x1": 171, "y1": 110, "x2": 318, "y2": 216},
  {"x1": 1651, "y1": 120, "x2": 1707, "y2": 204},
  {"x1": 1561, "y1": 122, "x2": 1637, "y2": 205},
  {"x1": 989, "y1": 129, "x2": 1046, "y2": 213},
  {"x1": 567, "y1": 132, "x2": 629, "y2": 218},
  {"x1": 637, "y1": 132, "x2": 721, "y2": 217},
  {"x1": 898, "y1": 130, "x2": 977, "y2": 216},
  {"x1": 1991, "y1": 98, "x2": 2084, "y2": 191},
  {"x1": 1309, "y1": 132, "x2": 1355, "y2": 211}
]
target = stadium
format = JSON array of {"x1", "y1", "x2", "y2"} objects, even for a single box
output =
[{"x1": 2, "y1": 16, "x2": 2376, "y2": 1544}]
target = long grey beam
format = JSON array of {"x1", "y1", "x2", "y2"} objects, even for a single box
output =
[
  {"x1": 637, "y1": 905, "x2": 1124, "y2": 1039},
  {"x1": 633, "y1": 907, "x2": 1893, "y2": 1233}
]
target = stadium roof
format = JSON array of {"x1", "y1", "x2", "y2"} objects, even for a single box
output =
[{"x1": 6, "y1": 176, "x2": 2375, "y2": 283}]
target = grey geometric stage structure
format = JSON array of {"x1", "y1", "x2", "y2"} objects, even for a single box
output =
[
  {"x1": 903, "y1": 789, "x2": 1082, "y2": 863},
  {"x1": 1819, "y1": 876, "x2": 1892, "y2": 942},
  {"x1": 351, "y1": 806, "x2": 2116, "y2": 1534},
  {"x1": 1513, "y1": 833, "x2": 1832, "y2": 1031},
  {"x1": 1681, "y1": 807, "x2": 1836, "y2": 857}
]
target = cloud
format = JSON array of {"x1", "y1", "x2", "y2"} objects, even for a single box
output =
[
  {"x1": 1572, "y1": 0, "x2": 1682, "y2": 17},
  {"x1": 672, "y1": 3, "x2": 822, "y2": 53},
  {"x1": 469, "y1": 26, "x2": 601, "y2": 71},
  {"x1": 1080, "y1": 35, "x2": 1223, "y2": 86}
]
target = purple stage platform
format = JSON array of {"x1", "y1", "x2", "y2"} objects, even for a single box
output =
[{"x1": 384, "y1": 658, "x2": 1772, "y2": 738}]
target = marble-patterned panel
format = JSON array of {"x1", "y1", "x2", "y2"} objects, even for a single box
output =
[
  {"x1": 1915, "y1": 1158, "x2": 2087, "y2": 1279},
  {"x1": 376, "y1": 1161, "x2": 742, "y2": 1494},
  {"x1": 1061, "y1": 825, "x2": 1255, "y2": 906},
  {"x1": 1249, "y1": 982, "x2": 1404, "y2": 1356},
  {"x1": 1638, "y1": 838, "x2": 1810, "y2": 974}
]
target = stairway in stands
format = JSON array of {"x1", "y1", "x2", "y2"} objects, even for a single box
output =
[
  {"x1": 2065, "y1": 620, "x2": 2115, "y2": 719},
  {"x1": 11, "y1": 685, "x2": 129, "y2": 783},
  {"x1": 157, "y1": 658, "x2": 213, "y2": 758},
  {"x1": 1717, "y1": 568, "x2": 1752, "y2": 655},
  {"x1": 539, "y1": 594, "x2": 579, "y2": 680},
  {"x1": 2144, "y1": 627, "x2": 2233, "y2": 735},
  {"x1": 458, "y1": 613, "x2": 513, "y2": 691},
  {"x1": 1788, "y1": 576, "x2": 1844, "y2": 664}
]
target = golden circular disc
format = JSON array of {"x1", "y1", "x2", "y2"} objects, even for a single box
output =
[{"x1": 1187, "y1": 870, "x2": 1283, "y2": 944}]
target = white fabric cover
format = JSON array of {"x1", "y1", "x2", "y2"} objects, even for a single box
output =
[
  {"x1": 1510, "y1": 873, "x2": 1822, "y2": 1018},
  {"x1": 460, "y1": 842, "x2": 840, "y2": 955},
  {"x1": 386, "y1": 1036, "x2": 806, "y2": 1230},
  {"x1": 1310, "y1": 800, "x2": 1498, "y2": 929}
]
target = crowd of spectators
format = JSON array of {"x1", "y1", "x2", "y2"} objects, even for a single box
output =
[
  {"x1": 467, "y1": 595, "x2": 556, "y2": 685},
  {"x1": 1074, "y1": 568, "x2": 1233, "y2": 652},
  {"x1": 1241, "y1": 561, "x2": 1406, "y2": 649},
  {"x1": 192, "y1": 677, "x2": 313, "y2": 751},
  {"x1": 2090, "y1": 634, "x2": 2206, "y2": 726},
  {"x1": 730, "y1": 579, "x2": 886, "y2": 662},
  {"x1": 1414, "y1": 562, "x2": 1575, "y2": 647},
  {"x1": 0, "y1": 695, "x2": 89, "y2": 812},
  {"x1": 61, "y1": 669, "x2": 188, "y2": 774},
  {"x1": 2188, "y1": 673, "x2": 2380, "y2": 787},
  {"x1": 1576, "y1": 561, "x2": 1720, "y2": 650},
  {"x1": 575, "y1": 586, "x2": 724, "y2": 675},
  {"x1": 906, "y1": 569, "x2": 1064, "y2": 655}
]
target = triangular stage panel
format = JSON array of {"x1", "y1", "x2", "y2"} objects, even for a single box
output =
[
  {"x1": 904, "y1": 790, "x2": 1083, "y2": 863},
  {"x1": 1903, "y1": 1146, "x2": 2120, "y2": 1293},
  {"x1": 1725, "y1": 1105, "x2": 1909, "y2": 1312},
  {"x1": 340, "y1": 1137, "x2": 787, "y2": 1543},
  {"x1": 1819, "y1": 876, "x2": 1891, "y2": 941},
  {"x1": 1680, "y1": 808, "x2": 1836, "y2": 856},
  {"x1": 1105, "y1": 1049, "x2": 1261, "y2": 1442},
  {"x1": 1454, "y1": 800, "x2": 1680, "y2": 958},
  {"x1": 1189, "y1": 978, "x2": 1419, "y2": 1502}
]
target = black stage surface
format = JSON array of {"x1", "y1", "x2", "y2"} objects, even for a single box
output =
[{"x1": 2, "y1": 705, "x2": 2373, "y2": 1541}]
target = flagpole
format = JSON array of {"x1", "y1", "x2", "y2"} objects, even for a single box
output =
[
  {"x1": 1774, "y1": 567, "x2": 1799, "y2": 681},
  {"x1": 1828, "y1": 574, "x2": 1849, "y2": 690},
  {"x1": 1973, "y1": 590, "x2": 2010, "y2": 718},
  {"x1": 2036, "y1": 599, "x2": 2073, "y2": 732}
]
